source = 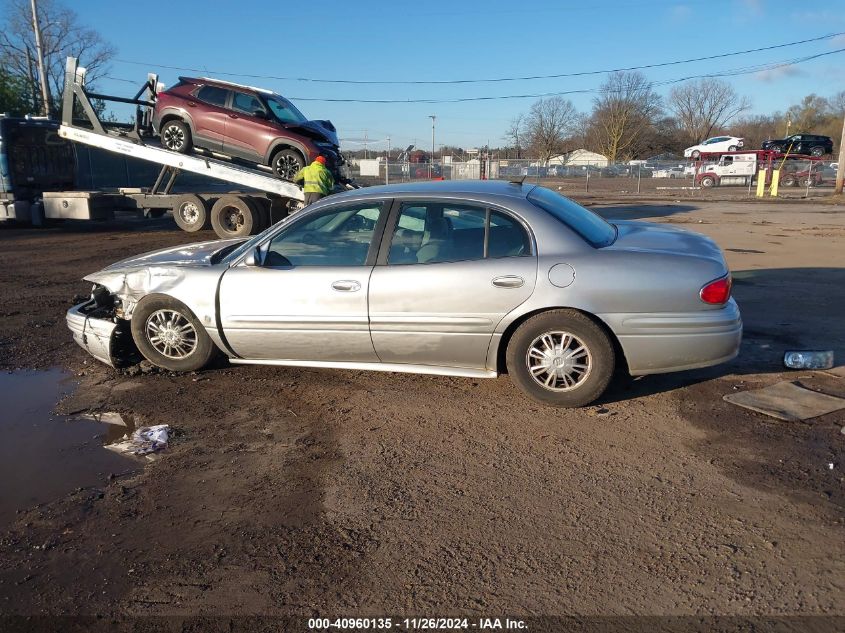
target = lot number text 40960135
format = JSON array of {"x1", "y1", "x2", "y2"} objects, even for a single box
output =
[{"x1": 307, "y1": 617, "x2": 528, "y2": 630}]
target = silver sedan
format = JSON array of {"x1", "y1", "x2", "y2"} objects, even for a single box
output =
[{"x1": 67, "y1": 181, "x2": 741, "y2": 407}]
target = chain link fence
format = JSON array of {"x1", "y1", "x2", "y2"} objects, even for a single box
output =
[{"x1": 347, "y1": 155, "x2": 839, "y2": 197}]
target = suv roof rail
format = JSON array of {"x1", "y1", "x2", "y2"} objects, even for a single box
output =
[{"x1": 196, "y1": 76, "x2": 273, "y2": 95}]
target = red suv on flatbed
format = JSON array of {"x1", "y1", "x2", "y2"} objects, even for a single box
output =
[{"x1": 152, "y1": 77, "x2": 343, "y2": 181}]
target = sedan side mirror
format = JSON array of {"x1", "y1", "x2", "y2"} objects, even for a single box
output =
[{"x1": 243, "y1": 247, "x2": 262, "y2": 267}]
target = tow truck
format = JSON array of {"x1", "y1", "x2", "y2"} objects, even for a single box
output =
[
  {"x1": 693, "y1": 150, "x2": 824, "y2": 188},
  {"x1": 1, "y1": 57, "x2": 309, "y2": 239}
]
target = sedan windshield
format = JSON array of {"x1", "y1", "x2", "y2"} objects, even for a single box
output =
[
  {"x1": 527, "y1": 187, "x2": 616, "y2": 248},
  {"x1": 266, "y1": 95, "x2": 308, "y2": 124}
]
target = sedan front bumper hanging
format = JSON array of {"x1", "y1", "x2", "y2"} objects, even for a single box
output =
[{"x1": 66, "y1": 300, "x2": 123, "y2": 367}]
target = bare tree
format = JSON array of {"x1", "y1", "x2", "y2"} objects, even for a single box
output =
[
  {"x1": 523, "y1": 97, "x2": 578, "y2": 164},
  {"x1": 504, "y1": 113, "x2": 525, "y2": 159},
  {"x1": 669, "y1": 78, "x2": 750, "y2": 145},
  {"x1": 0, "y1": 0, "x2": 114, "y2": 115},
  {"x1": 587, "y1": 71, "x2": 662, "y2": 162}
]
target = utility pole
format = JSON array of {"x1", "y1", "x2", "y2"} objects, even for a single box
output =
[
  {"x1": 429, "y1": 115, "x2": 436, "y2": 179},
  {"x1": 386, "y1": 136, "x2": 391, "y2": 185},
  {"x1": 30, "y1": 0, "x2": 51, "y2": 116},
  {"x1": 836, "y1": 112, "x2": 845, "y2": 195}
]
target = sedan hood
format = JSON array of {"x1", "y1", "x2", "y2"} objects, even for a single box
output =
[
  {"x1": 98, "y1": 239, "x2": 244, "y2": 272},
  {"x1": 83, "y1": 238, "x2": 244, "y2": 299},
  {"x1": 610, "y1": 221, "x2": 725, "y2": 264}
]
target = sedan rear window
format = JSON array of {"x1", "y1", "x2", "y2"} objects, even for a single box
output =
[{"x1": 527, "y1": 187, "x2": 616, "y2": 248}]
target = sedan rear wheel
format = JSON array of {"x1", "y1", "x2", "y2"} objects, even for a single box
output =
[
  {"x1": 506, "y1": 310, "x2": 615, "y2": 407},
  {"x1": 691, "y1": 150, "x2": 701, "y2": 159},
  {"x1": 131, "y1": 295, "x2": 216, "y2": 372}
]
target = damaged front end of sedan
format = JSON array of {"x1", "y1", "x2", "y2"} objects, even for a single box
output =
[{"x1": 67, "y1": 267, "x2": 188, "y2": 368}]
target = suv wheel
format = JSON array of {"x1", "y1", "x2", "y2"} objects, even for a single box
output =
[
  {"x1": 161, "y1": 120, "x2": 192, "y2": 154},
  {"x1": 506, "y1": 310, "x2": 615, "y2": 407},
  {"x1": 770, "y1": 145, "x2": 783, "y2": 153},
  {"x1": 272, "y1": 149, "x2": 305, "y2": 180},
  {"x1": 810, "y1": 146, "x2": 825, "y2": 157}
]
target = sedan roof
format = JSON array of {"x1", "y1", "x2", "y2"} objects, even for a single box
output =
[{"x1": 334, "y1": 179, "x2": 536, "y2": 201}]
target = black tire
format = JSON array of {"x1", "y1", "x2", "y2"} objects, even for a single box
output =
[
  {"x1": 799, "y1": 177, "x2": 812, "y2": 188},
  {"x1": 160, "y1": 119, "x2": 192, "y2": 154},
  {"x1": 770, "y1": 145, "x2": 783, "y2": 153},
  {"x1": 131, "y1": 294, "x2": 216, "y2": 372},
  {"x1": 810, "y1": 146, "x2": 825, "y2": 157},
  {"x1": 506, "y1": 310, "x2": 615, "y2": 407},
  {"x1": 210, "y1": 195, "x2": 260, "y2": 239},
  {"x1": 691, "y1": 150, "x2": 701, "y2": 159},
  {"x1": 271, "y1": 149, "x2": 305, "y2": 180},
  {"x1": 700, "y1": 175, "x2": 717, "y2": 187},
  {"x1": 173, "y1": 194, "x2": 210, "y2": 232},
  {"x1": 780, "y1": 174, "x2": 797, "y2": 187}
]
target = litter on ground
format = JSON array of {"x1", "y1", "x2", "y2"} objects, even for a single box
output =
[
  {"x1": 723, "y1": 381, "x2": 845, "y2": 422},
  {"x1": 106, "y1": 424, "x2": 170, "y2": 456}
]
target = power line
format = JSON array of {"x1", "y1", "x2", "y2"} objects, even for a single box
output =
[
  {"x1": 284, "y1": 48, "x2": 845, "y2": 103},
  {"x1": 112, "y1": 31, "x2": 845, "y2": 86}
]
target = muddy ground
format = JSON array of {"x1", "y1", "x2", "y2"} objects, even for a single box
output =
[{"x1": 0, "y1": 197, "x2": 844, "y2": 629}]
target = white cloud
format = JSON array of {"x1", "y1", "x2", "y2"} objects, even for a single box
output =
[
  {"x1": 754, "y1": 65, "x2": 805, "y2": 82},
  {"x1": 669, "y1": 4, "x2": 692, "y2": 21}
]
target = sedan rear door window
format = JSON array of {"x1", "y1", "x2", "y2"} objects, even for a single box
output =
[{"x1": 388, "y1": 203, "x2": 530, "y2": 264}]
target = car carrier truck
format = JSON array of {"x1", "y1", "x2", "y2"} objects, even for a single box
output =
[{"x1": 1, "y1": 57, "x2": 313, "y2": 239}]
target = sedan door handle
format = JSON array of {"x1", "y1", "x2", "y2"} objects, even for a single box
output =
[
  {"x1": 492, "y1": 275, "x2": 524, "y2": 289},
  {"x1": 331, "y1": 280, "x2": 361, "y2": 292},
  {"x1": 228, "y1": 113, "x2": 239, "y2": 118}
]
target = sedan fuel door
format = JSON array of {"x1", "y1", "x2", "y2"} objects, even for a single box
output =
[
  {"x1": 218, "y1": 201, "x2": 388, "y2": 362},
  {"x1": 368, "y1": 201, "x2": 537, "y2": 370}
]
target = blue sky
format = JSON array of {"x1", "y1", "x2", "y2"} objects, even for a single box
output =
[{"x1": 80, "y1": 0, "x2": 845, "y2": 151}]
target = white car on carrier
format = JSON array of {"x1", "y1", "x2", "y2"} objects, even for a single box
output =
[{"x1": 684, "y1": 136, "x2": 745, "y2": 159}]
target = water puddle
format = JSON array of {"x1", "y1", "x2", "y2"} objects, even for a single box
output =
[{"x1": 0, "y1": 369, "x2": 141, "y2": 528}]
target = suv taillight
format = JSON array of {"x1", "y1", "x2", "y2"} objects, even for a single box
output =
[{"x1": 700, "y1": 274, "x2": 732, "y2": 304}]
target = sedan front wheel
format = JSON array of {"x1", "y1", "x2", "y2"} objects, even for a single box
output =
[
  {"x1": 506, "y1": 310, "x2": 615, "y2": 407},
  {"x1": 131, "y1": 295, "x2": 216, "y2": 372}
]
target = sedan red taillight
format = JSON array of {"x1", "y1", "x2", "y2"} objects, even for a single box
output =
[{"x1": 700, "y1": 274, "x2": 732, "y2": 304}]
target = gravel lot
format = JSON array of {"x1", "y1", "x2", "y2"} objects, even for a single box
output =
[{"x1": 0, "y1": 197, "x2": 843, "y2": 627}]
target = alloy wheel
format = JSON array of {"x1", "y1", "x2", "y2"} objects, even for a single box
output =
[
  {"x1": 274, "y1": 154, "x2": 301, "y2": 180},
  {"x1": 162, "y1": 125, "x2": 185, "y2": 151},
  {"x1": 525, "y1": 331, "x2": 592, "y2": 391},
  {"x1": 145, "y1": 309, "x2": 197, "y2": 359}
]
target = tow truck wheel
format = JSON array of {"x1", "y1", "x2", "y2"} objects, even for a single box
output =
[
  {"x1": 210, "y1": 195, "x2": 259, "y2": 239},
  {"x1": 271, "y1": 149, "x2": 305, "y2": 180},
  {"x1": 173, "y1": 194, "x2": 210, "y2": 232},
  {"x1": 800, "y1": 177, "x2": 813, "y2": 188},
  {"x1": 131, "y1": 295, "x2": 216, "y2": 372},
  {"x1": 781, "y1": 174, "x2": 797, "y2": 187},
  {"x1": 161, "y1": 120, "x2": 192, "y2": 154},
  {"x1": 700, "y1": 175, "x2": 717, "y2": 187}
]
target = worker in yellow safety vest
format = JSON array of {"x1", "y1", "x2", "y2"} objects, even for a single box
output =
[{"x1": 293, "y1": 155, "x2": 335, "y2": 205}]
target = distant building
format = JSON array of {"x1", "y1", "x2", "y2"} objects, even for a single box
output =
[{"x1": 548, "y1": 149, "x2": 609, "y2": 167}]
